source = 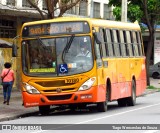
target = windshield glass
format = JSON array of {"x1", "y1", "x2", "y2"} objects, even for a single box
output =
[{"x1": 22, "y1": 36, "x2": 93, "y2": 76}]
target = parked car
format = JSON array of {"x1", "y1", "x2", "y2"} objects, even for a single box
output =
[{"x1": 149, "y1": 62, "x2": 160, "y2": 79}]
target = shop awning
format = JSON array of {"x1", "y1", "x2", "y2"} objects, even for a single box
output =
[{"x1": 0, "y1": 39, "x2": 12, "y2": 48}]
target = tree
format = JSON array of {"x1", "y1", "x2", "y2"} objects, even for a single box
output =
[
  {"x1": 109, "y1": 0, "x2": 160, "y2": 85},
  {"x1": 27, "y1": 0, "x2": 82, "y2": 19}
]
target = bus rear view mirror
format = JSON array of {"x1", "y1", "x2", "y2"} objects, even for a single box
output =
[
  {"x1": 12, "y1": 43, "x2": 18, "y2": 57},
  {"x1": 93, "y1": 32, "x2": 102, "y2": 44}
]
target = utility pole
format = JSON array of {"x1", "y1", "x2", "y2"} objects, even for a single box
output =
[
  {"x1": 121, "y1": 0, "x2": 127, "y2": 22},
  {"x1": 90, "y1": 0, "x2": 93, "y2": 18}
]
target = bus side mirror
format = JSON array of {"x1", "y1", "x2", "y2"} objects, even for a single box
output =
[
  {"x1": 12, "y1": 43, "x2": 18, "y2": 57},
  {"x1": 93, "y1": 32, "x2": 102, "y2": 44}
]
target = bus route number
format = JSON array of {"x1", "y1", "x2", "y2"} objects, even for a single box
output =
[{"x1": 65, "y1": 78, "x2": 79, "y2": 84}]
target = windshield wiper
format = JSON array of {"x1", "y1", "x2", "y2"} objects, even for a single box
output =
[
  {"x1": 62, "y1": 34, "x2": 75, "y2": 63},
  {"x1": 37, "y1": 37, "x2": 50, "y2": 51}
]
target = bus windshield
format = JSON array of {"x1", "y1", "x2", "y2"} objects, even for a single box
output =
[{"x1": 22, "y1": 36, "x2": 93, "y2": 76}]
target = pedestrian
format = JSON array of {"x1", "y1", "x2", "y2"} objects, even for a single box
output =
[{"x1": 1, "y1": 62, "x2": 15, "y2": 105}]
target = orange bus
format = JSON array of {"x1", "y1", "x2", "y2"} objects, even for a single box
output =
[{"x1": 19, "y1": 17, "x2": 146, "y2": 115}]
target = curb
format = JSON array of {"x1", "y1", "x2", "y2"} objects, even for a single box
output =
[{"x1": 142, "y1": 89, "x2": 160, "y2": 96}]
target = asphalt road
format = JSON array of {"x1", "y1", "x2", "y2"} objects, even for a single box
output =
[{"x1": 1, "y1": 91, "x2": 160, "y2": 133}]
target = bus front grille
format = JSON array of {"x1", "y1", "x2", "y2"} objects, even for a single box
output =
[
  {"x1": 42, "y1": 88, "x2": 76, "y2": 93},
  {"x1": 35, "y1": 80, "x2": 75, "y2": 87},
  {"x1": 47, "y1": 94, "x2": 72, "y2": 101}
]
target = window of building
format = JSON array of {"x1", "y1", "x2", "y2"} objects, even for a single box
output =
[
  {"x1": 93, "y1": 2, "x2": 100, "y2": 18},
  {"x1": 0, "y1": 19, "x2": 16, "y2": 38},
  {"x1": 79, "y1": 1, "x2": 87, "y2": 16},
  {"x1": 42, "y1": 0, "x2": 47, "y2": 10},
  {"x1": 7, "y1": 0, "x2": 15, "y2": 6},
  {"x1": 103, "y1": 4, "x2": 111, "y2": 20},
  {"x1": 65, "y1": 0, "x2": 77, "y2": 15},
  {"x1": 22, "y1": 0, "x2": 33, "y2": 8}
]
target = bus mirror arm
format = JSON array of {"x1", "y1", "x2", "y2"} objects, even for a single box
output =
[
  {"x1": 93, "y1": 32, "x2": 102, "y2": 44},
  {"x1": 12, "y1": 35, "x2": 20, "y2": 57}
]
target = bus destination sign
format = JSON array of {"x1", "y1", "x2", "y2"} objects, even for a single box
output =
[{"x1": 22, "y1": 22, "x2": 90, "y2": 37}]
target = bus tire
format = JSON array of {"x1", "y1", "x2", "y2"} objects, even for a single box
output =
[
  {"x1": 39, "y1": 105, "x2": 50, "y2": 115},
  {"x1": 117, "y1": 98, "x2": 127, "y2": 107},
  {"x1": 97, "y1": 89, "x2": 108, "y2": 112},
  {"x1": 127, "y1": 80, "x2": 136, "y2": 106}
]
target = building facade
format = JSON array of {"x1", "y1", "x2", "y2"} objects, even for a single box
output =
[{"x1": 0, "y1": 0, "x2": 113, "y2": 89}]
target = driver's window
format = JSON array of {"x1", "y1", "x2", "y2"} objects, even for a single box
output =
[
  {"x1": 95, "y1": 43, "x2": 101, "y2": 59},
  {"x1": 95, "y1": 42, "x2": 102, "y2": 67}
]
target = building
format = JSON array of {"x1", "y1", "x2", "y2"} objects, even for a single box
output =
[
  {"x1": 0, "y1": 0, "x2": 113, "y2": 89},
  {"x1": 142, "y1": 25, "x2": 160, "y2": 65}
]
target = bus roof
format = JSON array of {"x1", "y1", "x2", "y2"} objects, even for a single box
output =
[{"x1": 23, "y1": 17, "x2": 140, "y2": 31}]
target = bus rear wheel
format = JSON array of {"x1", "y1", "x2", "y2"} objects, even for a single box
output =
[
  {"x1": 127, "y1": 80, "x2": 136, "y2": 106},
  {"x1": 39, "y1": 105, "x2": 50, "y2": 115},
  {"x1": 117, "y1": 98, "x2": 127, "y2": 107}
]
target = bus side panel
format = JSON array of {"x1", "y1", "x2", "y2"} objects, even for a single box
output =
[
  {"x1": 103, "y1": 58, "x2": 122, "y2": 100},
  {"x1": 116, "y1": 58, "x2": 131, "y2": 99},
  {"x1": 96, "y1": 64, "x2": 107, "y2": 102},
  {"x1": 129, "y1": 57, "x2": 146, "y2": 96},
  {"x1": 96, "y1": 84, "x2": 106, "y2": 102}
]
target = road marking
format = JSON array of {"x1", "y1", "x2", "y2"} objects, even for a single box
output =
[
  {"x1": 144, "y1": 131, "x2": 159, "y2": 133},
  {"x1": 76, "y1": 102, "x2": 160, "y2": 124},
  {"x1": 31, "y1": 102, "x2": 160, "y2": 133}
]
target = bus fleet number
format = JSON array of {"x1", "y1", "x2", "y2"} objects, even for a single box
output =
[{"x1": 65, "y1": 78, "x2": 79, "y2": 84}]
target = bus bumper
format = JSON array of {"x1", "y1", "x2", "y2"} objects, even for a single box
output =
[{"x1": 22, "y1": 85, "x2": 106, "y2": 107}]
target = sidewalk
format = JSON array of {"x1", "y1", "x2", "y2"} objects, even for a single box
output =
[
  {"x1": 0, "y1": 89, "x2": 39, "y2": 122},
  {"x1": 0, "y1": 78, "x2": 159, "y2": 122}
]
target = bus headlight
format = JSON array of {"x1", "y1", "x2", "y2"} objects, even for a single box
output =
[
  {"x1": 78, "y1": 77, "x2": 96, "y2": 91},
  {"x1": 23, "y1": 82, "x2": 40, "y2": 94}
]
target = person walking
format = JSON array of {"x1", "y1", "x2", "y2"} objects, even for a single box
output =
[{"x1": 1, "y1": 62, "x2": 15, "y2": 105}]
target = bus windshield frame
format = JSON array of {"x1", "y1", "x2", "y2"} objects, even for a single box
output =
[{"x1": 22, "y1": 35, "x2": 93, "y2": 77}]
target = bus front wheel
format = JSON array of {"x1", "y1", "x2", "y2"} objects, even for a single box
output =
[
  {"x1": 97, "y1": 89, "x2": 108, "y2": 112},
  {"x1": 39, "y1": 105, "x2": 50, "y2": 115}
]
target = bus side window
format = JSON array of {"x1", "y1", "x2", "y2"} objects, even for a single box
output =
[
  {"x1": 110, "y1": 30, "x2": 115, "y2": 56},
  {"x1": 123, "y1": 31, "x2": 129, "y2": 56},
  {"x1": 136, "y1": 32, "x2": 143, "y2": 56},
  {"x1": 131, "y1": 31, "x2": 139, "y2": 56},
  {"x1": 112, "y1": 29, "x2": 120, "y2": 57},
  {"x1": 105, "y1": 29, "x2": 114, "y2": 57},
  {"x1": 119, "y1": 30, "x2": 126, "y2": 56},
  {"x1": 126, "y1": 31, "x2": 133, "y2": 57},
  {"x1": 99, "y1": 28, "x2": 107, "y2": 57}
]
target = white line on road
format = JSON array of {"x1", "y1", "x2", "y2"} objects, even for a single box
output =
[
  {"x1": 76, "y1": 102, "x2": 160, "y2": 124},
  {"x1": 31, "y1": 102, "x2": 160, "y2": 133}
]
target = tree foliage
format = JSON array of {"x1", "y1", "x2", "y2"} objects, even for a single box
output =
[
  {"x1": 109, "y1": 0, "x2": 160, "y2": 85},
  {"x1": 27, "y1": 0, "x2": 82, "y2": 19}
]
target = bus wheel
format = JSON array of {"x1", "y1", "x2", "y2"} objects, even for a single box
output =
[
  {"x1": 117, "y1": 98, "x2": 127, "y2": 107},
  {"x1": 97, "y1": 90, "x2": 108, "y2": 112},
  {"x1": 127, "y1": 80, "x2": 136, "y2": 106},
  {"x1": 39, "y1": 105, "x2": 50, "y2": 115}
]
